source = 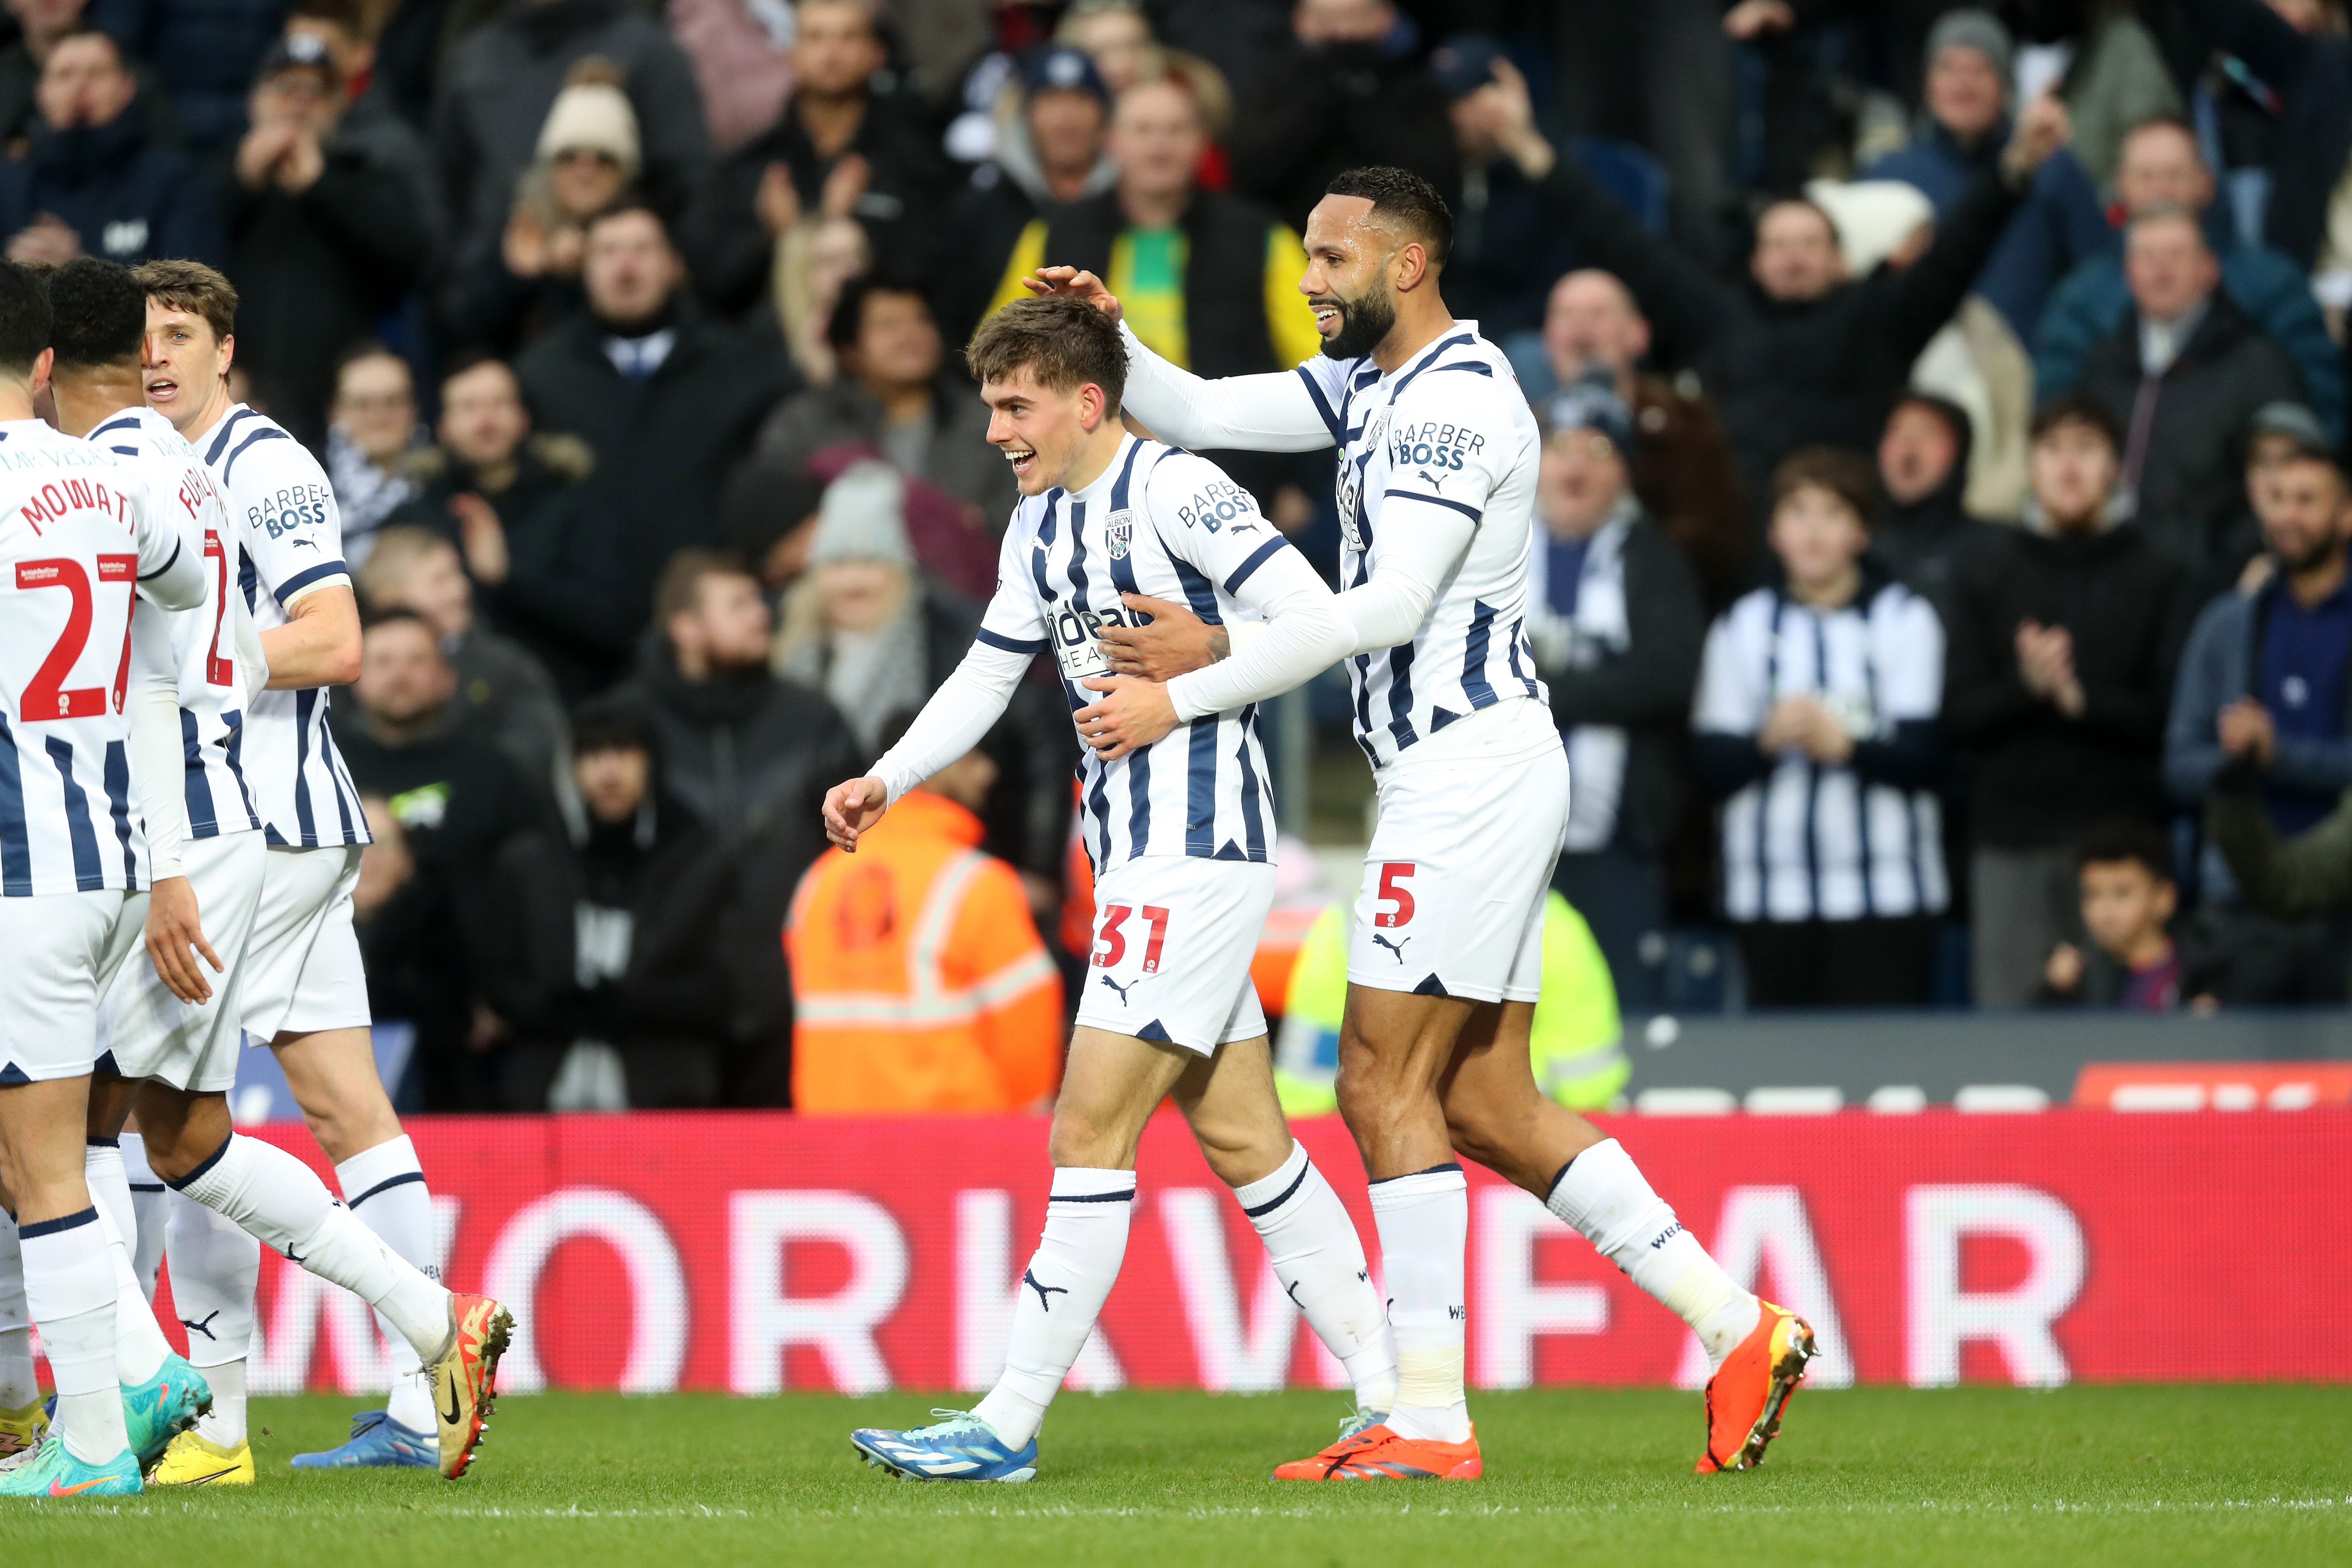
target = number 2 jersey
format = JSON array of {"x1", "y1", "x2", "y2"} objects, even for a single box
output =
[
  {"x1": 0, "y1": 417, "x2": 202, "y2": 893},
  {"x1": 91, "y1": 406, "x2": 258, "y2": 840},
  {"x1": 198, "y1": 404, "x2": 368, "y2": 849}
]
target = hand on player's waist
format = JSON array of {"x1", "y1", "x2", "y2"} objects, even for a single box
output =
[
  {"x1": 1075, "y1": 675, "x2": 1178, "y2": 760},
  {"x1": 1098, "y1": 593, "x2": 1222, "y2": 680}
]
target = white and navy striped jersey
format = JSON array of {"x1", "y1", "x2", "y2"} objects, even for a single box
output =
[
  {"x1": 198, "y1": 404, "x2": 369, "y2": 849},
  {"x1": 980, "y1": 436, "x2": 1295, "y2": 870},
  {"x1": 1694, "y1": 580, "x2": 1948, "y2": 922},
  {"x1": 1296, "y1": 325, "x2": 1549, "y2": 767},
  {"x1": 92, "y1": 407, "x2": 258, "y2": 841},
  {"x1": 0, "y1": 418, "x2": 196, "y2": 894}
]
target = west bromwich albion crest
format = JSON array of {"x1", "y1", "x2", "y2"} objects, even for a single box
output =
[{"x1": 1106, "y1": 508, "x2": 1134, "y2": 560}]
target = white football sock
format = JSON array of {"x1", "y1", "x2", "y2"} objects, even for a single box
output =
[
  {"x1": 118, "y1": 1133, "x2": 168, "y2": 1298},
  {"x1": 1547, "y1": 1138, "x2": 1758, "y2": 1372},
  {"x1": 21, "y1": 1209, "x2": 128, "y2": 1464},
  {"x1": 335, "y1": 1135, "x2": 438, "y2": 1432},
  {"x1": 171, "y1": 1134, "x2": 450, "y2": 1362},
  {"x1": 0, "y1": 1212, "x2": 33, "y2": 1409},
  {"x1": 1370, "y1": 1164, "x2": 1470, "y2": 1443},
  {"x1": 970, "y1": 1167, "x2": 1134, "y2": 1449},
  {"x1": 86, "y1": 1141, "x2": 171, "y2": 1384},
  {"x1": 1233, "y1": 1142, "x2": 1396, "y2": 1412},
  {"x1": 166, "y1": 1190, "x2": 259, "y2": 1446}
]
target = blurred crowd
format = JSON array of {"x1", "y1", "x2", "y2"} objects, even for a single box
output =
[{"x1": 48, "y1": 0, "x2": 2352, "y2": 1108}]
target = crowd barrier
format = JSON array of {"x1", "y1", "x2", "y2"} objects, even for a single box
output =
[{"x1": 156, "y1": 1111, "x2": 2352, "y2": 1396}]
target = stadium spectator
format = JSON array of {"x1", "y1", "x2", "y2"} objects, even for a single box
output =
[
  {"x1": 1508, "y1": 268, "x2": 1749, "y2": 608},
  {"x1": 2039, "y1": 820, "x2": 2217, "y2": 1011},
  {"x1": 1528, "y1": 374, "x2": 1706, "y2": 1009},
  {"x1": 323, "y1": 342, "x2": 421, "y2": 566},
  {"x1": 2170, "y1": 0, "x2": 2352, "y2": 276},
  {"x1": 2034, "y1": 118, "x2": 2343, "y2": 444},
  {"x1": 357, "y1": 524, "x2": 570, "y2": 804},
  {"x1": 1943, "y1": 397, "x2": 2194, "y2": 1007},
  {"x1": 934, "y1": 43, "x2": 1115, "y2": 346},
  {"x1": 514, "y1": 199, "x2": 793, "y2": 650},
  {"x1": 481, "y1": 703, "x2": 738, "y2": 1109},
  {"x1": 377, "y1": 353, "x2": 616, "y2": 702},
  {"x1": 680, "y1": 0, "x2": 944, "y2": 318},
  {"x1": 1693, "y1": 446, "x2": 1949, "y2": 1008},
  {"x1": 1424, "y1": 38, "x2": 1569, "y2": 343},
  {"x1": 446, "y1": 61, "x2": 637, "y2": 353},
  {"x1": 339, "y1": 609, "x2": 550, "y2": 1108},
  {"x1": 1859, "y1": 9, "x2": 2106, "y2": 344},
  {"x1": 2163, "y1": 422, "x2": 2352, "y2": 1001},
  {"x1": 222, "y1": 28, "x2": 439, "y2": 450},
  {"x1": 787, "y1": 727, "x2": 1063, "y2": 1114},
  {"x1": 0, "y1": 0, "x2": 141, "y2": 151},
  {"x1": 723, "y1": 438, "x2": 995, "y2": 606},
  {"x1": 97, "y1": 0, "x2": 284, "y2": 150},
  {"x1": 739, "y1": 274, "x2": 1014, "y2": 530},
  {"x1": 2073, "y1": 205, "x2": 2308, "y2": 596},
  {"x1": 432, "y1": 0, "x2": 710, "y2": 301},
  {"x1": 771, "y1": 460, "x2": 1069, "y2": 884},
  {"x1": 1495, "y1": 57, "x2": 2072, "y2": 515},
  {"x1": 1226, "y1": 0, "x2": 1459, "y2": 231},
  {"x1": 0, "y1": 28, "x2": 221, "y2": 266},
  {"x1": 667, "y1": 0, "x2": 793, "y2": 155},
  {"x1": 611, "y1": 548, "x2": 859, "y2": 844},
  {"x1": 1872, "y1": 392, "x2": 1998, "y2": 619}
]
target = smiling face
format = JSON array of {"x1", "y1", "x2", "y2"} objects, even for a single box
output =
[
  {"x1": 141, "y1": 298, "x2": 233, "y2": 435},
  {"x1": 1300, "y1": 193, "x2": 1401, "y2": 360},
  {"x1": 2256, "y1": 455, "x2": 2350, "y2": 575},
  {"x1": 982, "y1": 363, "x2": 1106, "y2": 495}
]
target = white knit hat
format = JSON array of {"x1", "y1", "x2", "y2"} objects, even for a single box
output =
[
  {"x1": 537, "y1": 82, "x2": 642, "y2": 177},
  {"x1": 808, "y1": 461, "x2": 916, "y2": 569}
]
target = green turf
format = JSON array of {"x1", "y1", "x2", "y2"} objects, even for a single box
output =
[{"x1": 0, "y1": 1387, "x2": 2345, "y2": 1566}]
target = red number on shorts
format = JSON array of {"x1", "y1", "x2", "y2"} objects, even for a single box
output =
[
  {"x1": 203, "y1": 530, "x2": 234, "y2": 687},
  {"x1": 1140, "y1": 905, "x2": 1171, "y2": 973},
  {"x1": 17, "y1": 556, "x2": 134, "y2": 720},
  {"x1": 1373, "y1": 862, "x2": 1417, "y2": 928},
  {"x1": 1093, "y1": 903, "x2": 1130, "y2": 967}
]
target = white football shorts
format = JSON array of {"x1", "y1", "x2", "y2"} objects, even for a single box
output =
[
  {"x1": 1073, "y1": 855, "x2": 1277, "y2": 1056},
  {"x1": 100, "y1": 830, "x2": 267, "y2": 1092},
  {"x1": 241, "y1": 843, "x2": 371, "y2": 1042},
  {"x1": 0, "y1": 887, "x2": 147, "y2": 1083},
  {"x1": 1348, "y1": 735, "x2": 1570, "y2": 1004}
]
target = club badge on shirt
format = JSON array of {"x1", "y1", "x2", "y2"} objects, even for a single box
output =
[{"x1": 1107, "y1": 508, "x2": 1133, "y2": 560}]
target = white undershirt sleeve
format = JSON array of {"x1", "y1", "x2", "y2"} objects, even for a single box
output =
[
  {"x1": 126, "y1": 596, "x2": 187, "y2": 881},
  {"x1": 1166, "y1": 547, "x2": 1351, "y2": 721},
  {"x1": 1336, "y1": 494, "x2": 1478, "y2": 655},
  {"x1": 868, "y1": 640, "x2": 1038, "y2": 805},
  {"x1": 1118, "y1": 322, "x2": 1335, "y2": 453}
]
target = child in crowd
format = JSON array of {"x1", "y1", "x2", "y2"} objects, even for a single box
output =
[{"x1": 2041, "y1": 820, "x2": 2216, "y2": 1011}]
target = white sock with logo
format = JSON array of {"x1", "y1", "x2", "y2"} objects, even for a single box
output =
[
  {"x1": 85, "y1": 1140, "x2": 171, "y2": 1384},
  {"x1": 335, "y1": 1136, "x2": 439, "y2": 1433},
  {"x1": 166, "y1": 1191, "x2": 260, "y2": 1447},
  {"x1": 171, "y1": 1134, "x2": 450, "y2": 1363},
  {"x1": 1546, "y1": 1138, "x2": 1757, "y2": 1372},
  {"x1": 0, "y1": 1213, "x2": 33, "y2": 1410},
  {"x1": 1233, "y1": 1142, "x2": 1396, "y2": 1412},
  {"x1": 117, "y1": 1133, "x2": 168, "y2": 1298},
  {"x1": 970, "y1": 1167, "x2": 1135, "y2": 1449},
  {"x1": 1369, "y1": 1164, "x2": 1470, "y2": 1444},
  {"x1": 21, "y1": 1209, "x2": 128, "y2": 1464}
]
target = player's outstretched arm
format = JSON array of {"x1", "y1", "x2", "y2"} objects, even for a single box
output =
[
  {"x1": 835, "y1": 634, "x2": 1038, "y2": 844},
  {"x1": 821, "y1": 776, "x2": 890, "y2": 852}
]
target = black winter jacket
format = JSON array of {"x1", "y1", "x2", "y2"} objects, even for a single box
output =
[{"x1": 0, "y1": 104, "x2": 221, "y2": 266}]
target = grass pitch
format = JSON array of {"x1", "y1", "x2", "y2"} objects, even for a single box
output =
[{"x1": 0, "y1": 1387, "x2": 2344, "y2": 1566}]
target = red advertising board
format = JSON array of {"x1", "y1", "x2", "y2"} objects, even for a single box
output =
[{"x1": 151, "y1": 1110, "x2": 2352, "y2": 1396}]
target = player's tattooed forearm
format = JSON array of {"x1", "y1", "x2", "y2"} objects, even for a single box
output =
[{"x1": 1210, "y1": 629, "x2": 1231, "y2": 662}]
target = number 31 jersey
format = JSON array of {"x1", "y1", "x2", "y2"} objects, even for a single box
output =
[
  {"x1": 0, "y1": 417, "x2": 192, "y2": 894},
  {"x1": 980, "y1": 435, "x2": 1298, "y2": 872},
  {"x1": 92, "y1": 406, "x2": 259, "y2": 840}
]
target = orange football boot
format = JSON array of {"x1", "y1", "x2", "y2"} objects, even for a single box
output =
[
  {"x1": 1274, "y1": 1421, "x2": 1481, "y2": 1480},
  {"x1": 1694, "y1": 1300, "x2": 1815, "y2": 1473}
]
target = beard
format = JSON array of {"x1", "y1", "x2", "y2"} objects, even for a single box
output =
[{"x1": 1320, "y1": 283, "x2": 1397, "y2": 361}]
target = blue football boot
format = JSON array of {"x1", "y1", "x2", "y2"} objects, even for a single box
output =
[
  {"x1": 289, "y1": 1409, "x2": 437, "y2": 1470},
  {"x1": 850, "y1": 1410, "x2": 1039, "y2": 1482}
]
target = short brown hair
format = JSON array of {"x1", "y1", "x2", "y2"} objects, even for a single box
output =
[
  {"x1": 2031, "y1": 394, "x2": 2123, "y2": 453},
  {"x1": 653, "y1": 547, "x2": 756, "y2": 626},
  {"x1": 131, "y1": 258, "x2": 237, "y2": 342},
  {"x1": 1770, "y1": 444, "x2": 1877, "y2": 526},
  {"x1": 965, "y1": 294, "x2": 1124, "y2": 410}
]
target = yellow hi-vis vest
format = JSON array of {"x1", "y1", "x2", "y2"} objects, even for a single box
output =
[{"x1": 1271, "y1": 891, "x2": 1629, "y2": 1115}]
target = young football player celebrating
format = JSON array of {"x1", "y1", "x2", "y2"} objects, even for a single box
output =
[
  {"x1": 827, "y1": 294, "x2": 1394, "y2": 1481},
  {"x1": 1030, "y1": 166, "x2": 1815, "y2": 1479}
]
